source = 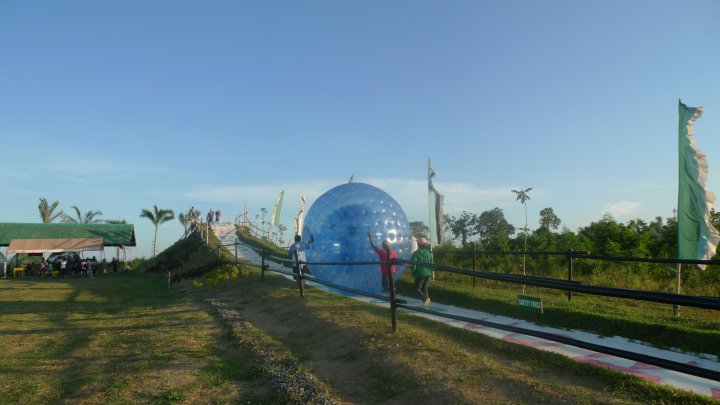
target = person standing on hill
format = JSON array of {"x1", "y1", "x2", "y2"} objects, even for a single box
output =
[
  {"x1": 367, "y1": 232, "x2": 397, "y2": 292},
  {"x1": 412, "y1": 238, "x2": 434, "y2": 309}
]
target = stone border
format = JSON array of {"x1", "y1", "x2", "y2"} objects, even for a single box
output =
[{"x1": 205, "y1": 299, "x2": 337, "y2": 404}]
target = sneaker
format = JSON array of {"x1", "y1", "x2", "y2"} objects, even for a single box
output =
[{"x1": 423, "y1": 298, "x2": 430, "y2": 310}]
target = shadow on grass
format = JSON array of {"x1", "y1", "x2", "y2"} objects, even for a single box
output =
[
  {"x1": 206, "y1": 273, "x2": 664, "y2": 404},
  {"x1": 0, "y1": 273, "x2": 195, "y2": 402}
]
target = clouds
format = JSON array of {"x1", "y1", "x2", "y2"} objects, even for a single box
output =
[
  {"x1": 602, "y1": 201, "x2": 641, "y2": 219},
  {"x1": 0, "y1": 132, "x2": 183, "y2": 187}
]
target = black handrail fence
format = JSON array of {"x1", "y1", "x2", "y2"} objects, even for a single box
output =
[
  {"x1": 433, "y1": 249, "x2": 720, "y2": 300},
  {"x1": 218, "y1": 240, "x2": 720, "y2": 382}
]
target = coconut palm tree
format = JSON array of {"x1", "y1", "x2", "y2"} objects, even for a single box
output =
[
  {"x1": 61, "y1": 206, "x2": 104, "y2": 224},
  {"x1": 511, "y1": 187, "x2": 532, "y2": 276},
  {"x1": 177, "y1": 212, "x2": 190, "y2": 234},
  {"x1": 38, "y1": 197, "x2": 63, "y2": 223},
  {"x1": 140, "y1": 205, "x2": 175, "y2": 257}
]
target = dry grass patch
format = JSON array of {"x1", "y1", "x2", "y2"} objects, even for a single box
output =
[{"x1": 0, "y1": 273, "x2": 278, "y2": 404}]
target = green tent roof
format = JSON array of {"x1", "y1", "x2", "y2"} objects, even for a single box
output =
[{"x1": 0, "y1": 223, "x2": 136, "y2": 247}]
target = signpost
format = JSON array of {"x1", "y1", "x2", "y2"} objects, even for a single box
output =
[{"x1": 518, "y1": 295, "x2": 543, "y2": 314}]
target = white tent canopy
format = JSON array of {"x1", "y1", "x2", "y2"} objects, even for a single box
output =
[{"x1": 7, "y1": 238, "x2": 104, "y2": 254}]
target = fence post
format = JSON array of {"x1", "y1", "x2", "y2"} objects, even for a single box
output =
[
  {"x1": 386, "y1": 245, "x2": 398, "y2": 332},
  {"x1": 294, "y1": 249, "x2": 305, "y2": 298},
  {"x1": 674, "y1": 263, "x2": 682, "y2": 317},
  {"x1": 567, "y1": 249, "x2": 574, "y2": 301},
  {"x1": 261, "y1": 249, "x2": 266, "y2": 281},
  {"x1": 472, "y1": 244, "x2": 477, "y2": 288}
]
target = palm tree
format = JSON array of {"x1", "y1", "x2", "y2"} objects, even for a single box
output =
[
  {"x1": 140, "y1": 205, "x2": 175, "y2": 257},
  {"x1": 61, "y1": 206, "x2": 104, "y2": 224},
  {"x1": 511, "y1": 187, "x2": 532, "y2": 276},
  {"x1": 177, "y1": 212, "x2": 190, "y2": 234},
  {"x1": 38, "y1": 197, "x2": 63, "y2": 223}
]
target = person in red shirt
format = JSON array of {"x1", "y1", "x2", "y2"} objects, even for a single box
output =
[{"x1": 367, "y1": 232, "x2": 397, "y2": 292}]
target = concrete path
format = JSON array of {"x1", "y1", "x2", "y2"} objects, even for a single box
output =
[{"x1": 213, "y1": 223, "x2": 720, "y2": 398}]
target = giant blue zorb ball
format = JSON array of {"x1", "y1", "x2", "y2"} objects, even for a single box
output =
[{"x1": 302, "y1": 182, "x2": 413, "y2": 293}]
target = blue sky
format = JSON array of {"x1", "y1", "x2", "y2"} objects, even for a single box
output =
[{"x1": 1, "y1": 1, "x2": 719, "y2": 259}]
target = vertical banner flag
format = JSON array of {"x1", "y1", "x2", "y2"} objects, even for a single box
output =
[
  {"x1": 677, "y1": 100, "x2": 720, "y2": 269},
  {"x1": 295, "y1": 196, "x2": 306, "y2": 236},
  {"x1": 428, "y1": 158, "x2": 445, "y2": 247},
  {"x1": 271, "y1": 190, "x2": 285, "y2": 227}
]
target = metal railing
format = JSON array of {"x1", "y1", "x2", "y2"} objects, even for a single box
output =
[{"x1": 215, "y1": 240, "x2": 720, "y2": 381}]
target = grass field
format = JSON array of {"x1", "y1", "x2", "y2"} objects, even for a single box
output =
[
  {"x1": 0, "y1": 272, "x2": 278, "y2": 404},
  {"x1": 204, "y1": 270, "x2": 717, "y2": 404},
  {"x1": 1, "y1": 265, "x2": 717, "y2": 404}
]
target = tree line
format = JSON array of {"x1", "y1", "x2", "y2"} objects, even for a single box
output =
[
  {"x1": 409, "y1": 206, "x2": 720, "y2": 294},
  {"x1": 428, "y1": 206, "x2": 711, "y2": 259}
]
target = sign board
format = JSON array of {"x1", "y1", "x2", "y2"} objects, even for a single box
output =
[{"x1": 518, "y1": 295, "x2": 543, "y2": 314}]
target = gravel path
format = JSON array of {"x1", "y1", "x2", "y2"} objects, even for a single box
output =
[{"x1": 206, "y1": 298, "x2": 337, "y2": 404}]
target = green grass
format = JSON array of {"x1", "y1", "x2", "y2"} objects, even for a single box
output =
[
  {"x1": 234, "y1": 226, "x2": 287, "y2": 259},
  {"x1": 0, "y1": 272, "x2": 278, "y2": 404},
  {"x1": 396, "y1": 272, "x2": 720, "y2": 358},
  {"x1": 5, "y1": 229, "x2": 716, "y2": 404},
  {"x1": 205, "y1": 269, "x2": 716, "y2": 404}
]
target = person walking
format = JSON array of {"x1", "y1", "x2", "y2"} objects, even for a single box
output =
[
  {"x1": 60, "y1": 258, "x2": 67, "y2": 278},
  {"x1": 367, "y1": 232, "x2": 397, "y2": 292},
  {"x1": 90, "y1": 256, "x2": 97, "y2": 278},
  {"x1": 411, "y1": 238, "x2": 434, "y2": 309},
  {"x1": 80, "y1": 258, "x2": 88, "y2": 278},
  {"x1": 288, "y1": 234, "x2": 313, "y2": 281},
  {"x1": 39, "y1": 258, "x2": 46, "y2": 278}
]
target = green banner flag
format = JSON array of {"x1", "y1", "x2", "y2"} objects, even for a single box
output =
[
  {"x1": 271, "y1": 191, "x2": 285, "y2": 227},
  {"x1": 677, "y1": 100, "x2": 720, "y2": 268},
  {"x1": 428, "y1": 158, "x2": 445, "y2": 247}
]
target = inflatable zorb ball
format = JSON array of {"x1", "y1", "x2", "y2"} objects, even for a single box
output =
[{"x1": 302, "y1": 182, "x2": 412, "y2": 293}]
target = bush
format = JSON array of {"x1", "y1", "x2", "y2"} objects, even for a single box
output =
[{"x1": 192, "y1": 264, "x2": 250, "y2": 288}]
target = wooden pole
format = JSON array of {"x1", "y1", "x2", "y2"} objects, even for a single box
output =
[
  {"x1": 567, "y1": 250, "x2": 574, "y2": 301},
  {"x1": 472, "y1": 244, "x2": 477, "y2": 288},
  {"x1": 674, "y1": 263, "x2": 681, "y2": 317},
  {"x1": 294, "y1": 249, "x2": 304, "y2": 298},
  {"x1": 386, "y1": 245, "x2": 397, "y2": 332}
]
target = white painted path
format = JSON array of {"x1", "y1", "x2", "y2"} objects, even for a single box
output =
[{"x1": 213, "y1": 223, "x2": 720, "y2": 398}]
